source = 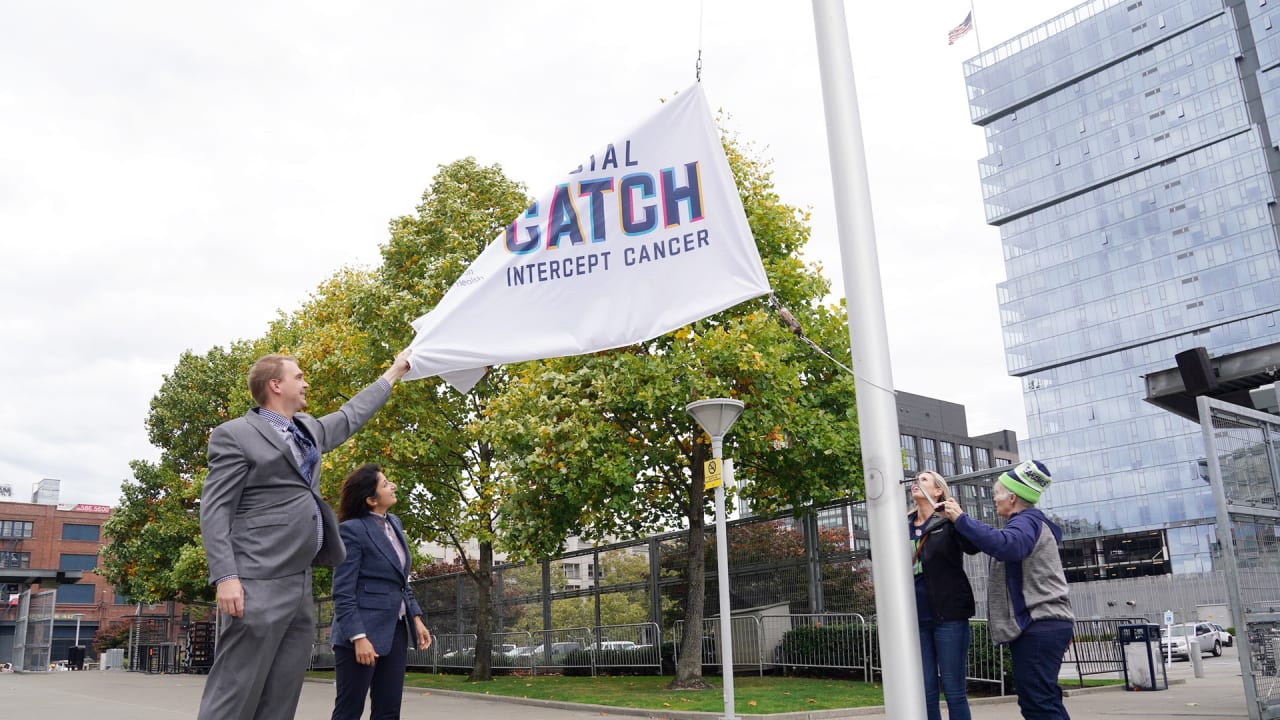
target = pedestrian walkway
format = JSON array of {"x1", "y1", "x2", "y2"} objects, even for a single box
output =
[{"x1": 0, "y1": 648, "x2": 1251, "y2": 720}]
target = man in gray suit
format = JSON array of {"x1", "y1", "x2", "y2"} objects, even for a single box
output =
[{"x1": 197, "y1": 350, "x2": 411, "y2": 720}]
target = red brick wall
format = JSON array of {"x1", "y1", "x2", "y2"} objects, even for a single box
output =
[{"x1": 1, "y1": 501, "x2": 179, "y2": 627}]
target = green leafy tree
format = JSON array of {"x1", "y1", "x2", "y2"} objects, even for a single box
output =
[
  {"x1": 486, "y1": 134, "x2": 862, "y2": 689},
  {"x1": 301, "y1": 157, "x2": 533, "y2": 682}
]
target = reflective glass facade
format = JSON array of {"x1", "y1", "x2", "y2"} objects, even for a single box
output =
[{"x1": 966, "y1": 0, "x2": 1280, "y2": 572}]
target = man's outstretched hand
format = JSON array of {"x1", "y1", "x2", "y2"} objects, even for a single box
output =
[{"x1": 383, "y1": 348, "x2": 412, "y2": 385}]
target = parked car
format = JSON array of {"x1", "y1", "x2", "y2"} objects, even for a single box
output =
[
  {"x1": 1160, "y1": 622, "x2": 1221, "y2": 659},
  {"x1": 529, "y1": 641, "x2": 583, "y2": 663},
  {"x1": 589, "y1": 641, "x2": 637, "y2": 651},
  {"x1": 1211, "y1": 623, "x2": 1234, "y2": 648}
]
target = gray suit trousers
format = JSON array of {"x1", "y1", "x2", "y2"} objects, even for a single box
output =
[{"x1": 197, "y1": 570, "x2": 314, "y2": 720}]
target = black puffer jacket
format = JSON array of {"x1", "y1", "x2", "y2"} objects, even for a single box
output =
[{"x1": 911, "y1": 512, "x2": 980, "y2": 621}]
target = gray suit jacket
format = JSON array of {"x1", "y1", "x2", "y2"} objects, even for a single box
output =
[{"x1": 201, "y1": 380, "x2": 392, "y2": 583}]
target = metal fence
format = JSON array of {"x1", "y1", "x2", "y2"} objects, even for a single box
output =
[
  {"x1": 411, "y1": 504, "x2": 875, "y2": 639},
  {"x1": 1198, "y1": 396, "x2": 1280, "y2": 720},
  {"x1": 1066, "y1": 617, "x2": 1144, "y2": 686},
  {"x1": 128, "y1": 615, "x2": 180, "y2": 674},
  {"x1": 12, "y1": 589, "x2": 54, "y2": 672},
  {"x1": 315, "y1": 622, "x2": 661, "y2": 677},
  {"x1": 327, "y1": 613, "x2": 1009, "y2": 694}
]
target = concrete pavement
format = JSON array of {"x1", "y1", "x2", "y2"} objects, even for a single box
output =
[{"x1": 0, "y1": 647, "x2": 1253, "y2": 719}]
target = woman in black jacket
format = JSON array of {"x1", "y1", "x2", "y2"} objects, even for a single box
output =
[{"x1": 910, "y1": 470, "x2": 979, "y2": 720}]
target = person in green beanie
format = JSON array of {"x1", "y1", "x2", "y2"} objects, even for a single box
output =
[{"x1": 939, "y1": 460, "x2": 1075, "y2": 720}]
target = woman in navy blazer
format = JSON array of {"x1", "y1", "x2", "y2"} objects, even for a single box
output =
[{"x1": 331, "y1": 463, "x2": 431, "y2": 720}]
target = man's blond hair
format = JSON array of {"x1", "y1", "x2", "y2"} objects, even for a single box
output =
[{"x1": 248, "y1": 354, "x2": 297, "y2": 407}]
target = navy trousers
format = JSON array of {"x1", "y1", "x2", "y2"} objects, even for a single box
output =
[
  {"x1": 1009, "y1": 624, "x2": 1073, "y2": 720},
  {"x1": 332, "y1": 617, "x2": 409, "y2": 720}
]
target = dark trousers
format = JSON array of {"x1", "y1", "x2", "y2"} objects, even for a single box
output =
[
  {"x1": 332, "y1": 617, "x2": 409, "y2": 720},
  {"x1": 1009, "y1": 624, "x2": 1073, "y2": 720},
  {"x1": 919, "y1": 618, "x2": 972, "y2": 720}
]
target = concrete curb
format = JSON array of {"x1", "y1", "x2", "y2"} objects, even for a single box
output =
[{"x1": 1061, "y1": 677, "x2": 1187, "y2": 697}]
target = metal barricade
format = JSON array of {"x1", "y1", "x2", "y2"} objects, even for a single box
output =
[
  {"x1": 433, "y1": 633, "x2": 478, "y2": 672},
  {"x1": 966, "y1": 620, "x2": 1006, "y2": 695},
  {"x1": 672, "y1": 616, "x2": 765, "y2": 676},
  {"x1": 760, "y1": 613, "x2": 870, "y2": 681},
  {"x1": 588, "y1": 623, "x2": 662, "y2": 675},
  {"x1": 1066, "y1": 617, "x2": 1144, "y2": 686},
  {"x1": 522, "y1": 627, "x2": 591, "y2": 676}
]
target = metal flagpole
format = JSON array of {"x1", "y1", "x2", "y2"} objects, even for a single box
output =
[
  {"x1": 970, "y1": 0, "x2": 983, "y2": 55},
  {"x1": 810, "y1": 2, "x2": 925, "y2": 718}
]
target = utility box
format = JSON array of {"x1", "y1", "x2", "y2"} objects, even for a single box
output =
[
  {"x1": 1118, "y1": 623, "x2": 1167, "y2": 691},
  {"x1": 67, "y1": 646, "x2": 85, "y2": 671},
  {"x1": 100, "y1": 648, "x2": 124, "y2": 671}
]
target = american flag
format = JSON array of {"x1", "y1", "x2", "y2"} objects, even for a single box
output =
[{"x1": 948, "y1": 12, "x2": 973, "y2": 45}]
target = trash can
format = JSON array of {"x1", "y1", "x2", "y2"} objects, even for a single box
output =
[{"x1": 1117, "y1": 623, "x2": 1167, "y2": 691}]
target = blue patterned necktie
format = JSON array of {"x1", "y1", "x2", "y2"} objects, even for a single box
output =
[{"x1": 286, "y1": 423, "x2": 320, "y2": 486}]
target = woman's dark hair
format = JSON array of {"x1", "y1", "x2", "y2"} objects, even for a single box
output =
[{"x1": 338, "y1": 463, "x2": 382, "y2": 521}]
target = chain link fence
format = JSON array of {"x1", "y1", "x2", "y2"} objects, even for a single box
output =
[{"x1": 1197, "y1": 396, "x2": 1280, "y2": 720}]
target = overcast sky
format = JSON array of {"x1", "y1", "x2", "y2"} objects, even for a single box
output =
[{"x1": 1, "y1": 1, "x2": 1081, "y2": 506}]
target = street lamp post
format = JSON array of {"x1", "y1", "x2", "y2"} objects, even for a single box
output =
[
  {"x1": 72, "y1": 613, "x2": 84, "y2": 646},
  {"x1": 686, "y1": 398, "x2": 745, "y2": 720}
]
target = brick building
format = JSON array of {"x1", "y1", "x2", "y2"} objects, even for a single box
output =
[{"x1": 1, "y1": 479, "x2": 172, "y2": 662}]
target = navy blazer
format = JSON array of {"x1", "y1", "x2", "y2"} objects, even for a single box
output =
[{"x1": 330, "y1": 513, "x2": 424, "y2": 655}]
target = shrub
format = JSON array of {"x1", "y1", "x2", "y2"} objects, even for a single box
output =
[
  {"x1": 778, "y1": 623, "x2": 873, "y2": 671},
  {"x1": 93, "y1": 623, "x2": 131, "y2": 653}
]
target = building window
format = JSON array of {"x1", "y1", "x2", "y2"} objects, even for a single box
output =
[
  {"x1": 56, "y1": 584, "x2": 95, "y2": 604},
  {"x1": 959, "y1": 445, "x2": 974, "y2": 474},
  {"x1": 0, "y1": 551, "x2": 31, "y2": 568},
  {"x1": 62, "y1": 524, "x2": 100, "y2": 542},
  {"x1": 563, "y1": 563, "x2": 580, "y2": 579},
  {"x1": 114, "y1": 592, "x2": 131, "y2": 605},
  {"x1": 0, "y1": 521, "x2": 34, "y2": 539},
  {"x1": 975, "y1": 447, "x2": 992, "y2": 469},
  {"x1": 816, "y1": 507, "x2": 846, "y2": 531},
  {"x1": 59, "y1": 554, "x2": 99, "y2": 571},
  {"x1": 940, "y1": 442, "x2": 956, "y2": 476}
]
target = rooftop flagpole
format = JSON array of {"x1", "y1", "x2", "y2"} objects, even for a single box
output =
[
  {"x1": 971, "y1": 0, "x2": 984, "y2": 55},
  {"x1": 810, "y1": 2, "x2": 926, "y2": 718}
]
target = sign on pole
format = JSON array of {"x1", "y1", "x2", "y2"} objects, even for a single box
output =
[{"x1": 704, "y1": 458, "x2": 723, "y2": 490}]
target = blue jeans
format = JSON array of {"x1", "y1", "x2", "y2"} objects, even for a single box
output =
[
  {"x1": 1009, "y1": 624, "x2": 1073, "y2": 719},
  {"x1": 919, "y1": 618, "x2": 971, "y2": 720}
]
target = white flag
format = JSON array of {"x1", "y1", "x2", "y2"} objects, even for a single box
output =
[{"x1": 405, "y1": 84, "x2": 772, "y2": 391}]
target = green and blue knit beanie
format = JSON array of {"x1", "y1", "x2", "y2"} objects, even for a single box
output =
[{"x1": 998, "y1": 460, "x2": 1052, "y2": 504}]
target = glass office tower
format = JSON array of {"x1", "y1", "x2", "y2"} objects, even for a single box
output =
[{"x1": 965, "y1": 0, "x2": 1280, "y2": 575}]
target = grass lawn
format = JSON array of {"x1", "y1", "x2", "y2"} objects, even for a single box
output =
[
  {"x1": 1063, "y1": 678, "x2": 1126, "y2": 688},
  {"x1": 308, "y1": 672, "x2": 885, "y2": 713},
  {"x1": 303, "y1": 671, "x2": 1121, "y2": 713}
]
